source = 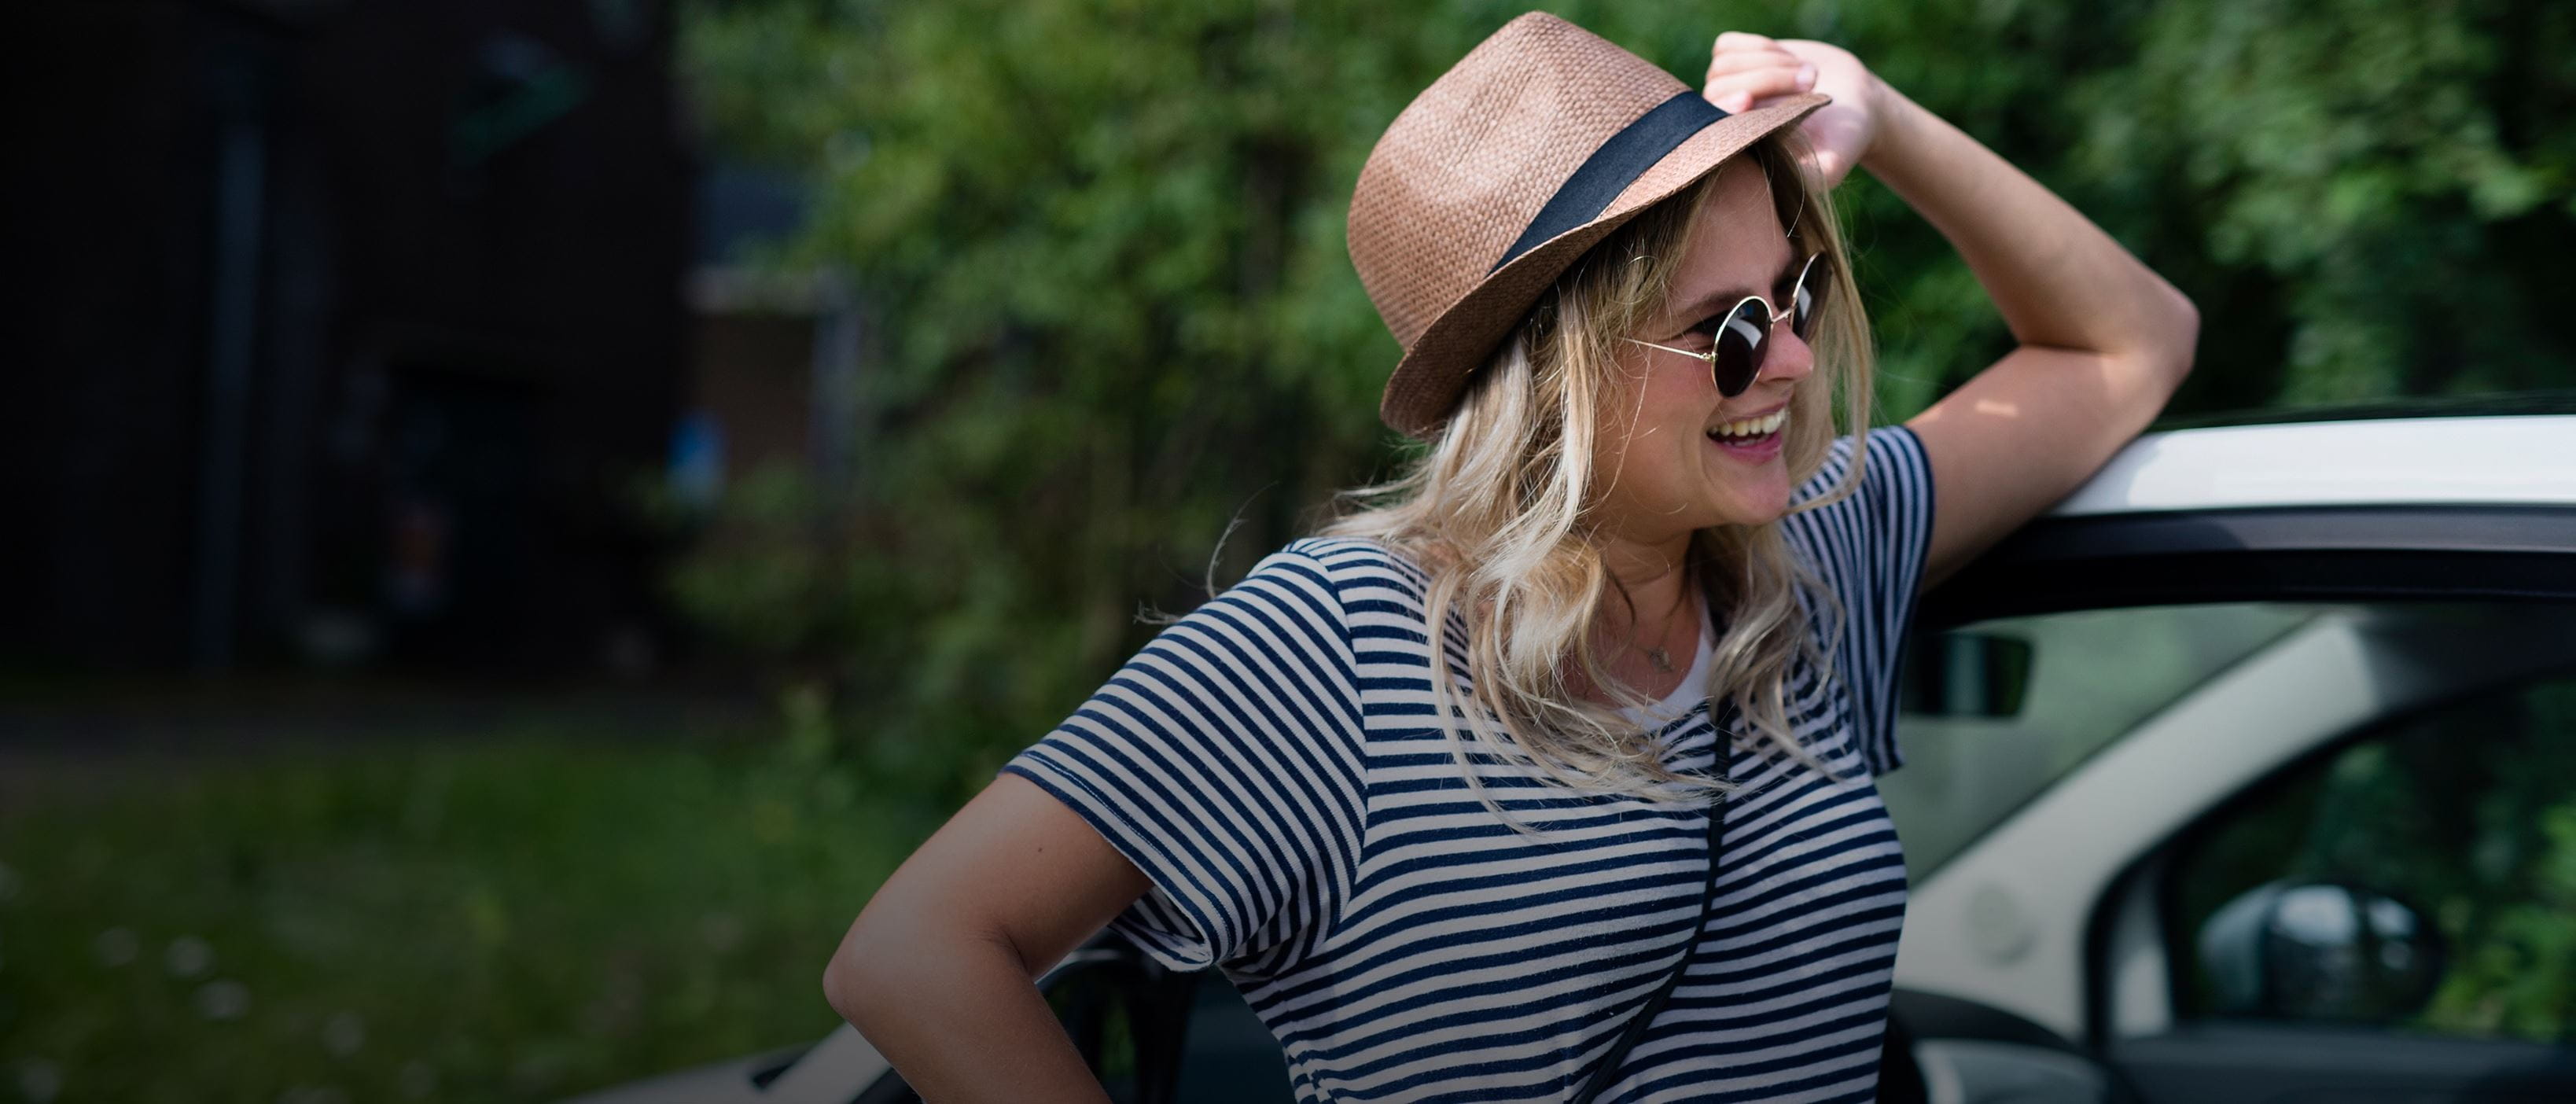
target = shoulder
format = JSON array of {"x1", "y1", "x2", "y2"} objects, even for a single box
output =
[
  {"x1": 1789, "y1": 425, "x2": 1933, "y2": 510},
  {"x1": 1781, "y1": 426, "x2": 1938, "y2": 568},
  {"x1": 1279, "y1": 535, "x2": 1431, "y2": 605},
  {"x1": 1283, "y1": 533, "x2": 1444, "y2": 599},
  {"x1": 1776, "y1": 425, "x2": 1939, "y2": 631},
  {"x1": 1279, "y1": 535, "x2": 1456, "y2": 659},
  {"x1": 1282, "y1": 535, "x2": 1421, "y2": 578},
  {"x1": 1177, "y1": 537, "x2": 1433, "y2": 662}
]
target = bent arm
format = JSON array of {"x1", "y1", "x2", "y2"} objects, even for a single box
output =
[
  {"x1": 1860, "y1": 79, "x2": 2202, "y2": 591},
  {"x1": 823, "y1": 772, "x2": 1150, "y2": 1103}
]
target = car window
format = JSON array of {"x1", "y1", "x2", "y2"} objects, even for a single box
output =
[
  {"x1": 1173, "y1": 976, "x2": 1296, "y2": 1102},
  {"x1": 1879, "y1": 603, "x2": 2320, "y2": 881},
  {"x1": 2164, "y1": 672, "x2": 2576, "y2": 1043}
]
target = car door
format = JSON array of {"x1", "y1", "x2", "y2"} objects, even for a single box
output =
[{"x1": 1881, "y1": 469, "x2": 2576, "y2": 1104}]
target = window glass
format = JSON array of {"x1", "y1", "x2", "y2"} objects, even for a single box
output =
[
  {"x1": 1880, "y1": 603, "x2": 2318, "y2": 881},
  {"x1": 1175, "y1": 978, "x2": 1296, "y2": 1102},
  {"x1": 2167, "y1": 673, "x2": 2576, "y2": 1043}
]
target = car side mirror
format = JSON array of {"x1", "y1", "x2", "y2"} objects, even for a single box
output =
[
  {"x1": 1900, "y1": 630, "x2": 2034, "y2": 719},
  {"x1": 2195, "y1": 881, "x2": 2447, "y2": 1022}
]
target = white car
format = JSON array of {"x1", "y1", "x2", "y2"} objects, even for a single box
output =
[{"x1": 568, "y1": 411, "x2": 2576, "y2": 1104}]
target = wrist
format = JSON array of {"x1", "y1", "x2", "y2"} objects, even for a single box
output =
[{"x1": 1858, "y1": 77, "x2": 1926, "y2": 175}]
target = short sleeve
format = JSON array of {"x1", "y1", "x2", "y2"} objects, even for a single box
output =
[
  {"x1": 999, "y1": 542, "x2": 1367, "y2": 977},
  {"x1": 1781, "y1": 425, "x2": 1939, "y2": 777}
]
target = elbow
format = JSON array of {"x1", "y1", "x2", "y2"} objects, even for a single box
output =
[
  {"x1": 822, "y1": 904, "x2": 995, "y2": 1030},
  {"x1": 822, "y1": 915, "x2": 900, "y2": 1028},
  {"x1": 2105, "y1": 282, "x2": 2199, "y2": 392},
  {"x1": 2162, "y1": 285, "x2": 2202, "y2": 383},
  {"x1": 822, "y1": 942, "x2": 870, "y2": 1026}
]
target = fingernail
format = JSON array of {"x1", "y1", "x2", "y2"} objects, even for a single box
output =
[{"x1": 1798, "y1": 64, "x2": 1816, "y2": 87}]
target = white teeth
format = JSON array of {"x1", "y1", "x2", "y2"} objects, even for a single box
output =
[{"x1": 1707, "y1": 409, "x2": 1788, "y2": 440}]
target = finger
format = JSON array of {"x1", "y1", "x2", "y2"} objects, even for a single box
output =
[
  {"x1": 1705, "y1": 48, "x2": 1802, "y2": 77},
  {"x1": 1713, "y1": 31, "x2": 1778, "y2": 53},
  {"x1": 1704, "y1": 57, "x2": 1804, "y2": 94},
  {"x1": 1705, "y1": 68, "x2": 1814, "y2": 112}
]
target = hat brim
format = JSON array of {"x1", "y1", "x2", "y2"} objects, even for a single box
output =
[{"x1": 1377, "y1": 92, "x2": 1833, "y2": 441}]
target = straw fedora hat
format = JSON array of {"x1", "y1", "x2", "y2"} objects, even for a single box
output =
[{"x1": 1350, "y1": 12, "x2": 1831, "y2": 440}]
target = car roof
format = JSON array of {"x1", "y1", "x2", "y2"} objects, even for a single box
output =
[
  {"x1": 2149, "y1": 389, "x2": 2576, "y2": 429},
  {"x1": 2048, "y1": 414, "x2": 2576, "y2": 517}
]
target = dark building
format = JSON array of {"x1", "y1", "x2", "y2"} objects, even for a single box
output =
[{"x1": 6, "y1": 0, "x2": 692, "y2": 674}]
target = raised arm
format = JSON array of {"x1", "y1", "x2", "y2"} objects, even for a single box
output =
[
  {"x1": 1859, "y1": 79, "x2": 2199, "y2": 591},
  {"x1": 1709, "y1": 35, "x2": 2201, "y2": 592}
]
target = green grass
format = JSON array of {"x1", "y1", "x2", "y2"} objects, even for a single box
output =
[{"x1": 0, "y1": 733, "x2": 945, "y2": 1102}]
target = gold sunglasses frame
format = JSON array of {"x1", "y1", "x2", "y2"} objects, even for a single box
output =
[{"x1": 1623, "y1": 250, "x2": 1830, "y2": 398}]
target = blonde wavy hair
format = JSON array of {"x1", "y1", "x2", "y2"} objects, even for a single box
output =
[{"x1": 1316, "y1": 128, "x2": 1878, "y2": 833}]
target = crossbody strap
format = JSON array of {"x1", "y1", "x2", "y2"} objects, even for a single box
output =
[{"x1": 1569, "y1": 739, "x2": 1735, "y2": 1104}]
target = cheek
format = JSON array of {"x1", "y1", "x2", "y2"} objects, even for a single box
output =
[
  {"x1": 1646, "y1": 356, "x2": 1711, "y2": 408},
  {"x1": 1635, "y1": 362, "x2": 1715, "y2": 443},
  {"x1": 1597, "y1": 357, "x2": 1734, "y2": 506}
]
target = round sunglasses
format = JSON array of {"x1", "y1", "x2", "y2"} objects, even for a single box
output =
[{"x1": 1624, "y1": 251, "x2": 1831, "y2": 398}]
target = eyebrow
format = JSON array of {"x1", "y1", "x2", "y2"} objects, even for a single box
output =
[{"x1": 1666, "y1": 250, "x2": 1803, "y2": 331}]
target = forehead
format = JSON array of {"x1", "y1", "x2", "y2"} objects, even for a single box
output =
[{"x1": 1669, "y1": 161, "x2": 1793, "y2": 293}]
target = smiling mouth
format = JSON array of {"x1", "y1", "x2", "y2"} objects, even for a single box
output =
[{"x1": 1707, "y1": 407, "x2": 1787, "y2": 443}]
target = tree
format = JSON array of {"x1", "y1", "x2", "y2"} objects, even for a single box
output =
[{"x1": 672, "y1": 0, "x2": 2576, "y2": 800}]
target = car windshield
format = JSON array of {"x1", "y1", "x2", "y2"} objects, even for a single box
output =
[{"x1": 1878, "y1": 602, "x2": 2322, "y2": 881}]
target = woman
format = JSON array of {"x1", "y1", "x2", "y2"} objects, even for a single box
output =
[{"x1": 824, "y1": 13, "x2": 2196, "y2": 1102}]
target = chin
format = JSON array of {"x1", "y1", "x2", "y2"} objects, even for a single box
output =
[
  {"x1": 1711, "y1": 509, "x2": 1787, "y2": 529},
  {"x1": 1709, "y1": 483, "x2": 1794, "y2": 528}
]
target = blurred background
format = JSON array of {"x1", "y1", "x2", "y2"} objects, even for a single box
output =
[{"x1": 2, "y1": 0, "x2": 2570, "y2": 1100}]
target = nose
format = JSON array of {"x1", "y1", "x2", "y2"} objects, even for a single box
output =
[{"x1": 1755, "y1": 317, "x2": 1816, "y2": 391}]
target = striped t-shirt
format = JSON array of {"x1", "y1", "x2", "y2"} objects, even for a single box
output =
[{"x1": 1003, "y1": 426, "x2": 1938, "y2": 1102}]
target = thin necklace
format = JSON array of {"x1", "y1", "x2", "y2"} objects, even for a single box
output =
[{"x1": 1642, "y1": 581, "x2": 1696, "y2": 674}]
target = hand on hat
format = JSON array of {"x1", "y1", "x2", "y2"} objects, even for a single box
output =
[{"x1": 1706, "y1": 32, "x2": 1884, "y2": 191}]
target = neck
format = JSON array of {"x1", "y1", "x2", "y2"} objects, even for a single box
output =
[
  {"x1": 1603, "y1": 520, "x2": 1690, "y2": 594},
  {"x1": 1593, "y1": 529, "x2": 1698, "y2": 656}
]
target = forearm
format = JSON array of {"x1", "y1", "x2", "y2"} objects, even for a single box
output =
[
  {"x1": 1858, "y1": 80, "x2": 2197, "y2": 368},
  {"x1": 822, "y1": 771, "x2": 1160, "y2": 1102},
  {"x1": 826, "y1": 928, "x2": 1114, "y2": 1104}
]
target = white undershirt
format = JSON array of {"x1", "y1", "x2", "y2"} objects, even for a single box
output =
[{"x1": 1617, "y1": 598, "x2": 1717, "y2": 727}]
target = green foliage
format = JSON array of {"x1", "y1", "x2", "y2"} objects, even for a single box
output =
[
  {"x1": 670, "y1": 0, "x2": 2576, "y2": 804},
  {"x1": 2074, "y1": 0, "x2": 2576, "y2": 403}
]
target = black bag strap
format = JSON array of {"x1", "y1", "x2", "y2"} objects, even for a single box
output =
[{"x1": 1570, "y1": 736, "x2": 1737, "y2": 1104}]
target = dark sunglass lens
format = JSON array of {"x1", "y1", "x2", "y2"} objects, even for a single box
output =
[{"x1": 1713, "y1": 300, "x2": 1766, "y2": 396}]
